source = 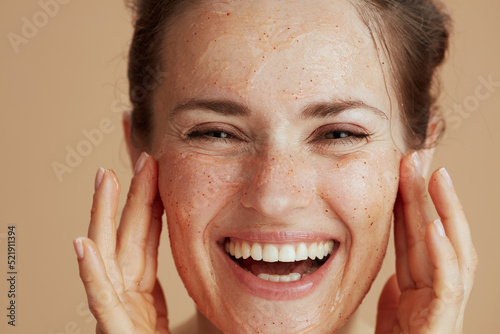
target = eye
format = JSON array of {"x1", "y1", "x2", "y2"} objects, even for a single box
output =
[
  {"x1": 320, "y1": 129, "x2": 369, "y2": 144},
  {"x1": 323, "y1": 131, "x2": 352, "y2": 140},
  {"x1": 309, "y1": 124, "x2": 372, "y2": 151},
  {"x1": 184, "y1": 123, "x2": 247, "y2": 148},
  {"x1": 184, "y1": 124, "x2": 248, "y2": 155},
  {"x1": 189, "y1": 130, "x2": 233, "y2": 139}
]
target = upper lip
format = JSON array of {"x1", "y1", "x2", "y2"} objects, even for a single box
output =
[{"x1": 216, "y1": 230, "x2": 341, "y2": 245}]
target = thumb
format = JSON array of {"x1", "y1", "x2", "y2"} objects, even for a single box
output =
[
  {"x1": 375, "y1": 274, "x2": 400, "y2": 334},
  {"x1": 152, "y1": 279, "x2": 170, "y2": 334}
]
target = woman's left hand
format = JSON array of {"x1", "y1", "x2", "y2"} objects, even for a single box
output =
[{"x1": 375, "y1": 153, "x2": 478, "y2": 334}]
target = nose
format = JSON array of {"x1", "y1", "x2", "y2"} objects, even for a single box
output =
[{"x1": 240, "y1": 151, "x2": 314, "y2": 218}]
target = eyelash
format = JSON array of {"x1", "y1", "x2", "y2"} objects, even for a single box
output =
[
  {"x1": 312, "y1": 129, "x2": 371, "y2": 147},
  {"x1": 186, "y1": 128, "x2": 242, "y2": 144},
  {"x1": 185, "y1": 125, "x2": 372, "y2": 148}
]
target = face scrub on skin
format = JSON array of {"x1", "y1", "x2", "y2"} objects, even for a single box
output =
[{"x1": 151, "y1": 0, "x2": 405, "y2": 332}]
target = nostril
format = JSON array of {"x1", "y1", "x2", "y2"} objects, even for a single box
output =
[
  {"x1": 240, "y1": 182, "x2": 312, "y2": 217},
  {"x1": 240, "y1": 152, "x2": 314, "y2": 216}
]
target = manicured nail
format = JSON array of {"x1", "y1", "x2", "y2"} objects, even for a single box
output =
[
  {"x1": 122, "y1": 109, "x2": 131, "y2": 121},
  {"x1": 73, "y1": 237, "x2": 85, "y2": 260},
  {"x1": 95, "y1": 167, "x2": 105, "y2": 191},
  {"x1": 434, "y1": 219, "x2": 446, "y2": 238},
  {"x1": 439, "y1": 167, "x2": 454, "y2": 189},
  {"x1": 411, "y1": 152, "x2": 423, "y2": 176},
  {"x1": 134, "y1": 152, "x2": 149, "y2": 175}
]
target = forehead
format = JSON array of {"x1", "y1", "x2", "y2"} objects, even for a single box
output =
[{"x1": 161, "y1": 0, "x2": 392, "y2": 114}]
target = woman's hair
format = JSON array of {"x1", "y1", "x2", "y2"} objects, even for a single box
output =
[
  {"x1": 351, "y1": 0, "x2": 450, "y2": 149},
  {"x1": 126, "y1": 0, "x2": 451, "y2": 151}
]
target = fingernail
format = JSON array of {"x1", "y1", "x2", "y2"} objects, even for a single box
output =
[
  {"x1": 134, "y1": 152, "x2": 149, "y2": 175},
  {"x1": 411, "y1": 152, "x2": 423, "y2": 176},
  {"x1": 434, "y1": 219, "x2": 446, "y2": 238},
  {"x1": 73, "y1": 237, "x2": 85, "y2": 260},
  {"x1": 95, "y1": 167, "x2": 105, "y2": 191},
  {"x1": 439, "y1": 167, "x2": 454, "y2": 189},
  {"x1": 122, "y1": 109, "x2": 131, "y2": 121}
]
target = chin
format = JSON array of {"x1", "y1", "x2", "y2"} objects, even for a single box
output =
[{"x1": 167, "y1": 220, "x2": 390, "y2": 333}]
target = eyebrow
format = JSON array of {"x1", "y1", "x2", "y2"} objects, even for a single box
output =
[
  {"x1": 169, "y1": 98, "x2": 388, "y2": 120},
  {"x1": 170, "y1": 99, "x2": 251, "y2": 119},
  {"x1": 301, "y1": 100, "x2": 388, "y2": 120}
]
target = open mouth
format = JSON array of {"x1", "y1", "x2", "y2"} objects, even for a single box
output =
[{"x1": 223, "y1": 237, "x2": 339, "y2": 283}]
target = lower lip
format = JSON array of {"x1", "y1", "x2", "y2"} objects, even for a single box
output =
[{"x1": 217, "y1": 242, "x2": 337, "y2": 301}]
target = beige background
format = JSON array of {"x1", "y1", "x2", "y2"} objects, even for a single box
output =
[{"x1": 0, "y1": 0, "x2": 498, "y2": 333}]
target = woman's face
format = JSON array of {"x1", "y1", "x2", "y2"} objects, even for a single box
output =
[{"x1": 152, "y1": 0, "x2": 405, "y2": 332}]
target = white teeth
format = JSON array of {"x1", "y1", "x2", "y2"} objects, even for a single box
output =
[
  {"x1": 278, "y1": 245, "x2": 296, "y2": 262},
  {"x1": 257, "y1": 273, "x2": 269, "y2": 280},
  {"x1": 262, "y1": 244, "x2": 279, "y2": 262},
  {"x1": 279, "y1": 275, "x2": 291, "y2": 282},
  {"x1": 269, "y1": 274, "x2": 280, "y2": 282},
  {"x1": 326, "y1": 240, "x2": 334, "y2": 255},
  {"x1": 317, "y1": 243, "x2": 324, "y2": 260},
  {"x1": 250, "y1": 243, "x2": 262, "y2": 261},
  {"x1": 225, "y1": 239, "x2": 337, "y2": 282},
  {"x1": 230, "y1": 242, "x2": 235, "y2": 256},
  {"x1": 225, "y1": 239, "x2": 336, "y2": 262},
  {"x1": 234, "y1": 242, "x2": 242, "y2": 259},
  {"x1": 257, "y1": 272, "x2": 303, "y2": 282},
  {"x1": 241, "y1": 241, "x2": 251, "y2": 259},
  {"x1": 296, "y1": 242, "x2": 308, "y2": 261},
  {"x1": 308, "y1": 243, "x2": 317, "y2": 260}
]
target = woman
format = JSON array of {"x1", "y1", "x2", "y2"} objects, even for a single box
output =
[{"x1": 73, "y1": 0, "x2": 478, "y2": 332}]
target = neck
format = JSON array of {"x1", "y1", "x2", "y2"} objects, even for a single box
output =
[
  {"x1": 195, "y1": 309, "x2": 223, "y2": 334},
  {"x1": 171, "y1": 309, "x2": 222, "y2": 334},
  {"x1": 337, "y1": 309, "x2": 372, "y2": 334},
  {"x1": 174, "y1": 307, "x2": 371, "y2": 334}
]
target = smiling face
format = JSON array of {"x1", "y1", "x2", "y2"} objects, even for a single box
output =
[{"x1": 151, "y1": 0, "x2": 405, "y2": 332}]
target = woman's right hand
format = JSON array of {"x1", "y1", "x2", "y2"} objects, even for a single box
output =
[{"x1": 73, "y1": 152, "x2": 170, "y2": 334}]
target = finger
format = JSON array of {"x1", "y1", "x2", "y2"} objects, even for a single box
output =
[
  {"x1": 425, "y1": 219, "x2": 464, "y2": 331},
  {"x1": 428, "y1": 168, "x2": 478, "y2": 278},
  {"x1": 116, "y1": 152, "x2": 159, "y2": 290},
  {"x1": 399, "y1": 152, "x2": 435, "y2": 288},
  {"x1": 88, "y1": 168, "x2": 124, "y2": 290},
  {"x1": 375, "y1": 274, "x2": 401, "y2": 334},
  {"x1": 140, "y1": 196, "x2": 164, "y2": 291},
  {"x1": 74, "y1": 237, "x2": 135, "y2": 333},
  {"x1": 429, "y1": 168, "x2": 478, "y2": 330},
  {"x1": 152, "y1": 279, "x2": 170, "y2": 334},
  {"x1": 394, "y1": 195, "x2": 415, "y2": 291}
]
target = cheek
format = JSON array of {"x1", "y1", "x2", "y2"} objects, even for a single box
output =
[
  {"x1": 317, "y1": 150, "x2": 400, "y2": 243},
  {"x1": 157, "y1": 150, "x2": 245, "y2": 298},
  {"x1": 316, "y1": 150, "x2": 400, "y2": 308},
  {"x1": 157, "y1": 151, "x2": 243, "y2": 237}
]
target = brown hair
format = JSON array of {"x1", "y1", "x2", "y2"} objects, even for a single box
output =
[
  {"x1": 126, "y1": 0, "x2": 451, "y2": 150},
  {"x1": 126, "y1": 0, "x2": 199, "y2": 150},
  {"x1": 350, "y1": 0, "x2": 450, "y2": 149}
]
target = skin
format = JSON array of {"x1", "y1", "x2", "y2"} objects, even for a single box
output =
[
  {"x1": 74, "y1": 0, "x2": 478, "y2": 333},
  {"x1": 154, "y1": 1, "x2": 402, "y2": 332}
]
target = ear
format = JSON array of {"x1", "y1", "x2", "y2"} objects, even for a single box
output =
[
  {"x1": 122, "y1": 111, "x2": 142, "y2": 170},
  {"x1": 415, "y1": 116, "x2": 442, "y2": 178},
  {"x1": 416, "y1": 147, "x2": 434, "y2": 178}
]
